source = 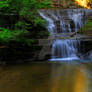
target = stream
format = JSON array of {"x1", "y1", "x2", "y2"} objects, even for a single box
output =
[
  {"x1": 0, "y1": 9, "x2": 92, "y2": 92},
  {"x1": 0, "y1": 62, "x2": 92, "y2": 92},
  {"x1": 38, "y1": 9, "x2": 92, "y2": 61}
]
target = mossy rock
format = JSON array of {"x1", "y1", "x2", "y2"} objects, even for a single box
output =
[{"x1": 78, "y1": 19, "x2": 92, "y2": 35}]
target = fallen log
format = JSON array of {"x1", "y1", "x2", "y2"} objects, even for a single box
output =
[{"x1": 70, "y1": 32, "x2": 77, "y2": 37}]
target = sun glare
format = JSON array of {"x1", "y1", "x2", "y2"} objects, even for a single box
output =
[{"x1": 74, "y1": 0, "x2": 91, "y2": 9}]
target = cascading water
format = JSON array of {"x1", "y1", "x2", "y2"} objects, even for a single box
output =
[
  {"x1": 39, "y1": 9, "x2": 89, "y2": 61},
  {"x1": 39, "y1": 9, "x2": 88, "y2": 33},
  {"x1": 51, "y1": 39, "x2": 80, "y2": 61},
  {"x1": 88, "y1": 51, "x2": 92, "y2": 60}
]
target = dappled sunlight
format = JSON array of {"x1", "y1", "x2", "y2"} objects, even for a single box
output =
[{"x1": 74, "y1": 0, "x2": 91, "y2": 9}]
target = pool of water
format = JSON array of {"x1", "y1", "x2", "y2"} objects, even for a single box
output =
[{"x1": 0, "y1": 61, "x2": 92, "y2": 92}]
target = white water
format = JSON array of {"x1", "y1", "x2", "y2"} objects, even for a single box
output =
[
  {"x1": 39, "y1": 9, "x2": 87, "y2": 33},
  {"x1": 39, "y1": 9, "x2": 90, "y2": 61},
  {"x1": 51, "y1": 39, "x2": 80, "y2": 61},
  {"x1": 87, "y1": 51, "x2": 92, "y2": 60}
]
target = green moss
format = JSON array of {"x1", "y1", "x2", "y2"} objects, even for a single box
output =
[{"x1": 78, "y1": 20, "x2": 92, "y2": 35}]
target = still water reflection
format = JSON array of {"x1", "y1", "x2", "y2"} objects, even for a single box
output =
[
  {"x1": 0, "y1": 62, "x2": 91, "y2": 92},
  {"x1": 51, "y1": 63, "x2": 88, "y2": 92}
]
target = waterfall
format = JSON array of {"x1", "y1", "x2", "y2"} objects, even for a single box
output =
[
  {"x1": 84, "y1": 50, "x2": 92, "y2": 61},
  {"x1": 38, "y1": 9, "x2": 88, "y2": 33},
  {"x1": 38, "y1": 9, "x2": 89, "y2": 61},
  {"x1": 88, "y1": 51, "x2": 92, "y2": 60},
  {"x1": 51, "y1": 39, "x2": 80, "y2": 61}
]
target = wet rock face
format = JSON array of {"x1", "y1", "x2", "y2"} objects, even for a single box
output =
[
  {"x1": 88, "y1": 10, "x2": 92, "y2": 19},
  {"x1": 39, "y1": 9, "x2": 88, "y2": 34},
  {"x1": 38, "y1": 9, "x2": 92, "y2": 61},
  {"x1": 80, "y1": 44, "x2": 92, "y2": 60},
  {"x1": 80, "y1": 40, "x2": 92, "y2": 54}
]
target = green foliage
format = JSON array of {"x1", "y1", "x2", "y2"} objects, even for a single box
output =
[
  {"x1": 0, "y1": 0, "x2": 51, "y2": 45},
  {"x1": 0, "y1": 27, "x2": 35, "y2": 46},
  {"x1": 19, "y1": 0, "x2": 52, "y2": 26},
  {"x1": 0, "y1": 27, "x2": 25, "y2": 42},
  {"x1": 33, "y1": 18, "x2": 46, "y2": 27},
  {"x1": 0, "y1": 1, "x2": 9, "y2": 9},
  {"x1": 22, "y1": 0, "x2": 52, "y2": 9},
  {"x1": 15, "y1": 21, "x2": 32, "y2": 29},
  {"x1": 0, "y1": 0, "x2": 51, "y2": 26}
]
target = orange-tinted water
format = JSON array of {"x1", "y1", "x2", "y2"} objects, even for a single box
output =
[{"x1": 0, "y1": 62, "x2": 91, "y2": 92}]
